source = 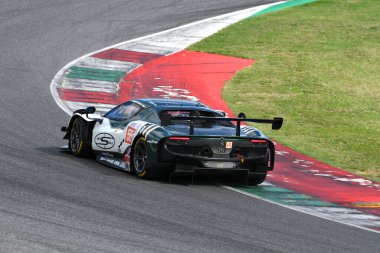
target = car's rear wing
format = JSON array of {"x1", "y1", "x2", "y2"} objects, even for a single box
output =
[{"x1": 161, "y1": 114, "x2": 283, "y2": 136}]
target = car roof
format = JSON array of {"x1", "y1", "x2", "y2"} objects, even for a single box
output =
[{"x1": 132, "y1": 98, "x2": 215, "y2": 113}]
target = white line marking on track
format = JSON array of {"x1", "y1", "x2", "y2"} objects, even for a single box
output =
[{"x1": 223, "y1": 185, "x2": 380, "y2": 234}]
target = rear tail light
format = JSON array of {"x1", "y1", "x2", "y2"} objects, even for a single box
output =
[
  {"x1": 251, "y1": 139, "x2": 267, "y2": 144},
  {"x1": 169, "y1": 136, "x2": 190, "y2": 141}
]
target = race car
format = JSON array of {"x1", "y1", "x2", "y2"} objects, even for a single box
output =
[{"x1": 61, "y1": 98, "x2": 283, "y2": 185}]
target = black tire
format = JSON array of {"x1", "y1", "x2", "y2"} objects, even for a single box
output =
[
  {"x1": 248, "y1": 152, "x2": 270, "y2": 185},
  {"x1": 132, "y1": 136, "x2": 168, "y2": 179},
  {"x1": 248, "y1": 172, "x2": 267, "y2": 186},
  {"x1": 69, "y1": 117, "x2": 93, "y2": 157},
  {"x1": 132, "y1": 137, "x2": 150, "y2": 178}
]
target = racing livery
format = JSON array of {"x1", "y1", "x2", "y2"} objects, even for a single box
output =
[{"x1": 61, "y1": 98, "x2": 283, "y2": 185}]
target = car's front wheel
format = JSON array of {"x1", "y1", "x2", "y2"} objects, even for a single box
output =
[{"x1": 69, "y1": 117, "x2": 93, "y2": 157}]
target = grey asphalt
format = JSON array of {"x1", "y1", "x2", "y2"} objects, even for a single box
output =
[{"x1": 0, "y1": 1, "x2": 379, "y2": 252}]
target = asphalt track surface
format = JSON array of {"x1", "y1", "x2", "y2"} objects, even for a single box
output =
[{"x1": 0, "y1": 1, "x2": 379, "y2": 252}]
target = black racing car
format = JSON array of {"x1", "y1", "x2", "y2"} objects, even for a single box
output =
[{"x1": 61, "y1": 98, "x2": 283, "y2": 185}]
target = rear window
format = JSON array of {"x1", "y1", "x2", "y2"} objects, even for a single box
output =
[{"x1": 161, "y1": 110, "x2": 233, "y2": 127}]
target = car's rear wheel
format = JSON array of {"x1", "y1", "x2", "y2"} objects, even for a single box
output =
[
  {"x1": 248, "y1": 157, "x2": 269, "y2": 185},
  {"x1": 132, "y1": 137, "x2": 149, "y2": 178},
  {"x1": 248, "y1": 172, "x2": 267, "y2": 186},
  {"x1": 132, "y1": 136, "x2": 169, "y2": 179},
  {"x1": 69, "y1": 117, "x2": 92, "y2": 157}
]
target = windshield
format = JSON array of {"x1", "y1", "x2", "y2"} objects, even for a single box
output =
[{"x1": 104, "y1": 102, "x2": 143, "y2": 121}]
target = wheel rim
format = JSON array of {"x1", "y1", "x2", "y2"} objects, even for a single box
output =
[
  {"x1": 133, "y1": 140, "x2": 147, "y2": 174},
  {"x1": 70, "y1": 120, "x2": 81, "y2": 152}
]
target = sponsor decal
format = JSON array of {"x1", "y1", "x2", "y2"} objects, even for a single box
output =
[
  {"x1": 99, "y1": 156, "x2": 130, "y2": 172},
  {"x1": 100, "y1": 152, "x2": 113, "y2": 157},
  {"x1": 95, "y1": 133, "x2": 115, "y2": 149},
  {"x1": 226, "y1": 142, "x2": 233, "y2": 149},
  {"x1": 125, "y1": 127, "x2": 137, "y2": 144}
]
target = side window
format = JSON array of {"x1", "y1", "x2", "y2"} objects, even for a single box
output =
[
  {"x1": 133, "y1": 108, "x2": 160, "y2": 124},
  {"x1": 104, "y1": 102, "x2": 142, "y2": 121},
  {"x1": 145, "y1": 110, "x2": 161, "y2": 124}
]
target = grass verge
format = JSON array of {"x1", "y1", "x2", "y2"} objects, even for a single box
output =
[{"x1": 189, "y1": 0, "x2": 380, "y2": 182}]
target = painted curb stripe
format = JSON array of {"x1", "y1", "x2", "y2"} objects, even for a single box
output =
[
  {"x1": 65, "y1": 66, "x2": 125, "y2": 83},
  {"x1": 77, "y1": 57, "x2": 139, "y2": 72},
  {"x1": 61, "y1": 78, "x2": 118, "y2": 93},
  {"x1": 117, "y1": 43, "x2": 177, "y2": 55},
  {"x1": 57, "y1": 88, "x2": 118, "y2": 105},
  {"x1": 270, "y1": 143, "x2": 380, "y2": 217},
  {"x1": 238, "y1": 184, "x2": 337, "y2": 207},
  {"x1": 225, "y1": 185, "x2": 380, "y2": 234},
  {"x1": 250, "y1": 0, "x2": 316, "y2": 17},
  {"x1": 92, "y1": 48, "x2": 162, "y2": 64},
  {"x1": 352, "y1": 203, "x2": 380, "y2": 209}
]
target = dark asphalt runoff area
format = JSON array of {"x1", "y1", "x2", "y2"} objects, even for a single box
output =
[{"x1": 0, "y1": 0, "x2": 379, "y2": 252}]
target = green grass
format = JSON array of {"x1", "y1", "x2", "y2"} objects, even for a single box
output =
[{"x1": 189, "y1": 0, "x2": 380, "y2": 182}]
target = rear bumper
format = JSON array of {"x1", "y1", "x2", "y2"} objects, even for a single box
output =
[
  {"x1": 159, "y1": 137, "x2": 276, "y2": 171},
  {"x1": 170, "y1": 164, "x2": 268, "y2": 185},
  {"x1": 171, "y1": 164, "x2": 251, "y2": 185},
  {"x1": 174, "y1": 163, "x2": 269, "y2": 175}
]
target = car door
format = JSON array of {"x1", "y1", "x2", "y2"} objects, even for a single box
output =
[{"x1": 91, "y1": 102, "x2": 143, "y2": 153}]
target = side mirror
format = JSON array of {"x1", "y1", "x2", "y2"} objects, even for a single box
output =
[
  {"x1": 161, "y1": 113, "x2": 171, "y2": 126},
  {"x1": 238, "y1": 112, "x2": 246, "y2": 119},
  {"x1": 85, "y1": 107, "x2": 103, "y2": 124},
  {"x1": 272, "y1": 117, "x2": 283, "y2": 130},
  {"x1": 85, "y1": 107, "x2": 96, "y2": 114}
]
